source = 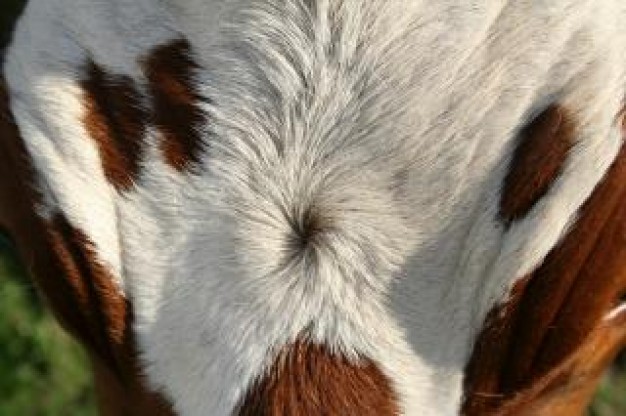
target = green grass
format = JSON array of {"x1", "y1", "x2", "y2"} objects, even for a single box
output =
[
  {"x1": 0, "y1": 237, "x2": 96, "y2": 416},
  {"x1": 590, "y1": 357, "x2": 626, "y2": 416}
]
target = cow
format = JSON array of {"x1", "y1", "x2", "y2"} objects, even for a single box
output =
[{"x1": 0, "y1": 1, "x2": 625, "y2": 415}]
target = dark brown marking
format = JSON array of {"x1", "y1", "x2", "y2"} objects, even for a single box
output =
[
  {"x1": 82, "y1": 61, "x2": 148, "y2": 191},
  {"x1": 531, "y1": 201, "x2": 626, "y2": 374},
  {"x1": 502, "y1": 142, "x2": 626, "y2": 389},
  {"x1": 47, "y1": 213, "x2": 127, "y2": 357},
  {"x1": 464, "y1": 123, "x2": 626, "y2": 415},
  {"x1": 464, "y1": 306, "x2": 626, "y2": 416},
  {"x1": 0, "y1": 77, "x2": 174, "y2": 415},
  {"x1": 462, "y1": 277, "x2": 531, "y2": 413},
  {"x1": 46, "y1": 214, "x2": 175, "y2": 415},
  {"x1": 238, "y1": 339, "x2": 399, "y2": 415},
  {"x1": 500, "y1": 105, "x2": 574, "y2": 225},
  {"x1": 145, "y1": 39, "x2": 205, "y2": 171}
]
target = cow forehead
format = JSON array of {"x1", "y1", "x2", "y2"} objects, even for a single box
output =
[{"x1": 3, "y1": 1, "x2": 626, "y2": 415}]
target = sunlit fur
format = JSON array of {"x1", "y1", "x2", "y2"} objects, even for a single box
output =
[{"x1": 3, "y1": 1, "x2": 626, "y2": 414}]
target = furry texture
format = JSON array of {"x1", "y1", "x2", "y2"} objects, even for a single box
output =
[{"x1": 2, "y1": 1, "x2": 626, "y2": 415}]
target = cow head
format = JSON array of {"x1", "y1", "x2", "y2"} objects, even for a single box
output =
[{"x1": 1, "y1": 1, "x2": 625, "y2": 415}]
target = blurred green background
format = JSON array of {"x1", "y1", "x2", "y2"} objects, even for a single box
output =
[
  {"x1": 0, "y1": 237, "x2": 96, "y2": 416},
  {"x1": 0, "y1": 1, "x2": 624, "y2": 415}
]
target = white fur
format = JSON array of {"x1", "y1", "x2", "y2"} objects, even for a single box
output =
[{"x1": 3, "y1": 1, "x2": 626, "y2": 415}]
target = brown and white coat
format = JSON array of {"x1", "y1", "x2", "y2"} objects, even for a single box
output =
[{"x1": 1, "y1": 1, "x2": 625, "y2": 415}]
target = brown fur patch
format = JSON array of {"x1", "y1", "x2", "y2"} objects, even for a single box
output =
[
  {"x1": 46, "y1": 214, "x2": 175, "y2": 415},
  {"x1": 502, "y1": 142, "x2": 626, "y2": 388},
  {"x1": 462, "y1": 277, "x2": 531, "y2": 414},
  {"x1": 237, "y1": 339, "x2": 399, "y2": 415},
  {"x1": 500, "y1": 105, "x2": 574, "y2": 225},
  {"x1": 464, "y1": 129, "x2": 626, "y2": 415},
  {"x1": 82, "y1": 61, "x2": 148, "y2": 191},
  {"x1": 46, "y1": 213, "x2": 127, "y2": 358},
  {"x1": 465, "y1": 306, "x2": 626, "y2": 416},
  {"x1": 144, "y1": 39, "x2": 205, "y2": 171},
  {"x1": 0, "y1": 77, "x2": 174, "y2": 415}
]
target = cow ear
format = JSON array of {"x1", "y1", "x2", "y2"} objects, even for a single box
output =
[
  {"x1": 0, "y1": 77, "x2": 120, "y2": 365},
  {"x1": 0, "y1": 77, "x2": 68, "y2": 327},
  {"x1": 0, "y1": 76, "x2": 174, "y2": 414},
  {"x1": 464, "y1": 105, "x2": 626, "y2": 415}
]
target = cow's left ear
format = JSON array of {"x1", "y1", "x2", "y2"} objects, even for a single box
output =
[
  {"x1": 0, "y1": 76, "x2": 121, "y2": 363},
  {"x1": 0, "y1": 76, "x2": 174, "y2": 414}
]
